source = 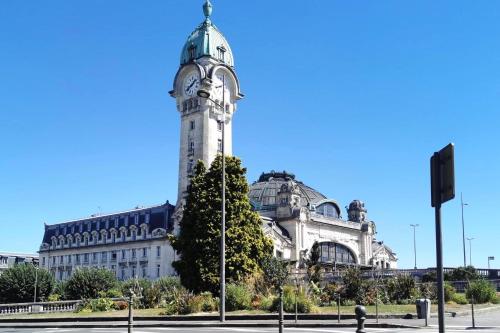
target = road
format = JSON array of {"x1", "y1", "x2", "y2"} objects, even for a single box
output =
[{"x1": 1, "y1": 327, "x2": 500, "y2": 333}]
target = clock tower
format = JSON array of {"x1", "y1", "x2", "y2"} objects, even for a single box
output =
[{"x1": 170, "y1": 0, "x2": 243, "y2": 209}]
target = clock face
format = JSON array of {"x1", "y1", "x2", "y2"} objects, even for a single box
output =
[{"x1": 183, "y1": 72, "x2": 200, "y2": 97}]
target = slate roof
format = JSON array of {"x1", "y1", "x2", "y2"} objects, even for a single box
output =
[{"x1": 41, "y1": 201, "x2": 175, "y2": 244}]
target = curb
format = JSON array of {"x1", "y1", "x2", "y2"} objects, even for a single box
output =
[{"x1": 0, "y1": 322, "x2": 421, "y2": 329}]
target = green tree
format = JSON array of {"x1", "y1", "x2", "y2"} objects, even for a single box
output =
[
  {"x1": 65, "y1": 267, "x2": 117, "y2": 300},
  {"x1": 0, "y1": 264, "x2": 55, "y2": 303},
  {"x1": 261, "y1": 256, "x2": 289, "y2": 290},
  {"x1": 171, "y1": 156, "x2": 273, "y2": 294},
  {"x1": 446, "y1": 266, "x2": 481, "y2": 281}
]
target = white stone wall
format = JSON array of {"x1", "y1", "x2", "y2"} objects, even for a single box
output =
[{"x1": 39, "y1": 239, "x2": 174, "y2": 281}]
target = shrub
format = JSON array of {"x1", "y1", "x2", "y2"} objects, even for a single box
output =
[
  {"x1": 0, "y1": 264, "x2": 55, "y2": 303},
  {"x1": 79, "y1": 297, "x2": 115, "y2": 312},
  {"x1": 65, "y1": 267, "x2": 117, "y2": 300},
  {"x1": 340, "y1": 268, "x2": 363, "y2": 303},
  {"x1": 419, "y1": 282, "x2": 437, "y2": 300},
  {"x1": 47, "y1": 294, "x2": 61, "y2": 302},
  {"x1": 466, "y1": 280, "x2": 497, "y2": 304},
  {"x1": 156, "y1": 276, "x2": 182, "y2": 294},
  {"x1": 451, "y1": 293, "x2": 468, "y2": 305},
  {"x1": 447, "y1": 266, "x2": 481, "y2": 281},
  {"x1": 114, "y1": 300, "x2": 129, "y2": 310},
  {"x1": 53, "y1": 281, "x2": 67, "y2": 300},
  {"x1": 121, "y1": 278, "x2": 152, "y2": 308},
  {"x1": 161, "y1": 286, "x2": 194, "y2": 315},
  {"x1": 226, "y1": 283, "x2": 252, "y2": 311},
  {"x1": 385, "y1": 275, "x2": 417, "y2": 304},
  {"x1": 105, "y1": 288, "x2": 123, "y2": 298},
  {"x1": 444, "y1": 282, "x2": 456, "y2": 302},
  {"x1": 270, "y1": 285, "x2": 314, "y2": 313},
  {"x1": 259, "y1": 295, "x2": 275, "y2": 311}
]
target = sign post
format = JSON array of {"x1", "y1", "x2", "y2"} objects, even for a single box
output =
[{"x1": 431, "y1": 143, "x2": 455, "y2": 333}]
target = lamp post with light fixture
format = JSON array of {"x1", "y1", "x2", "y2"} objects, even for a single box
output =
[
  {"x1": 410, "y1": 224, "x2": 419, "y2": 269},
  {"x1": 197, "y1": 75, "x2": 226, "y2": 322},
  {"x1": 467, "y1": 237, "x2": 474, "y2": 266},
  {"x1": 461, "y1": 193, "x2": 468, "y2": 267},
  {"x1": 488, "y1": 256, "x2": 494, "y2": 270}
]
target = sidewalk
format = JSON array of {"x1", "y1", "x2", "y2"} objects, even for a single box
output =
[{"x1": 0, "y1": 306, "x2": 498, "y2": 330}]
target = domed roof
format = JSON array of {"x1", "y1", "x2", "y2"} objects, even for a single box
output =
[
  {"x1": 248, "y1": 171, "x2": 327, "y2": 213},
  {"x1": 180, "y1": 0, "x2": 234, "y2": 67}
]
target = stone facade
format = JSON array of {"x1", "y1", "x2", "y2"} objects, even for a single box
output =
[
  {"x1": 38, "y1": 203, "x2": 176, "y2": 280},
  {"x1": 0, "y1": 252, "x2": 38, "y2": 275},
  {"x1": 249, "y1": 171, "x2": 397, "y2": 269}
]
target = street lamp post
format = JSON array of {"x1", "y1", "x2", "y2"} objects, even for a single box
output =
[
  {"x1": 410, "y1": 224, "x2": 419, "y2": 270},
  {"x1": 33, "y1": 264, "x2": 38, "y2": 303},
  {"x1": 461, "y1": 193, "x2": 468, "y2": 267},
  {"x1": 197, "y1": 75, "x2": 226, "y2": 322},
  {"x1": 467, "y1": 237, "x2": 474, "y2": 266},
  {"x1": 488, "y1": 256, "x2": 495, "y2": 270}
]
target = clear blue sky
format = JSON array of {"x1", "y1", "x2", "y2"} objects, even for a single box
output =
[{"x1": 1, "y1": 1, "x2": 499, "y2": 269}]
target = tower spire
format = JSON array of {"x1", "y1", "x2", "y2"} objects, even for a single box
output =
[{"x1": 203, "y1": 0, "x2": 213, "y2": 22}]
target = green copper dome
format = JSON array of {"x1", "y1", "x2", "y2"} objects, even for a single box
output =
[{"x1": 180, "y1": 0, "x2": 234, "y2": 67}]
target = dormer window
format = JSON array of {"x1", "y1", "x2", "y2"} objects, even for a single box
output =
[
  {"x1": 217, "y1": 46, "x2": 226, "y2": 62},
  {"x1": 189, "y1": 45, "x2": 196, "y2": 60}
]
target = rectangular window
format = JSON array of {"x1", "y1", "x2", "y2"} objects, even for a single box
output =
[
  {"x1": 156, "y1": 265, "x2": 160, "y2": 278},
  {"x1": 92, "y1": 252, "x2": 97, "y2": 261},
  {"x1": 42, "y1": 257, "x2": 46, "y2": 266},
  {"x1": 84, "y1": 253, "x2": 89, "y2": 262},
  {"x1": 68, "y1": 255, "x2": 72, "y2": 264},
  {"x1": 111, "y1": 251, "x2": 117, "y2": 261},
  {"x1": 102, "y1": 252, "x2": 107, "y2": 261},
  {"x1": 142, "y1": 268, "x2": 146, "y2": 278},
  {"x1": 121, "y1": 269, "x2": 125, "y2": 280},
  {"x1": 217, "y1": 139, "x2": 222, "y2": 152},
  {"x1": 142, "y1": 248, "x2": 147, "y2": 257},
  {"x1": 52, "y1": 257, "x2": 56, "y2": 264},
  {"x1": 132, "y1": 249, "x2": 136, "y2": 259},
  {"x1": 132, "y1": 268, "x2": 136, "y2": 278},
  {"x1": 189, "y1": 141, "x2": 194, "y2": 155},
  {"x1": 76, "y1": 254, "x2": 80, "y2": 264},
  {"x1": 121, "y1": 250, "x2": 126, "y2": 259},
  {"x1": 190, "y1": 120, "x2": 195, "y2": 130},
  {"x1": 60, "y1": 256, "x2": 64, "y2": 264},
  {"x1": 156, "y1": 246, "x2": 161, "y2": 257}
]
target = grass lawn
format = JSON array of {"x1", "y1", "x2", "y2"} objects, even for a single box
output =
[{"x1": 1, "y1": 303, "x2": 498, "y2": 320}]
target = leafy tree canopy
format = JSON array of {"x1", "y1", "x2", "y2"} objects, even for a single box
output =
[
  {"x1": 65, "y1": 267, "x2": 118, "y2": 300},
  {"x1": 0, "y1": 264, "x2": 54, "y2": 303},
  {"x1": 261, "y1": 256, "x2": 289, "y2": 290},
  {"x1": 171, "y1": 155, "x2": 274, "y2": 294}
]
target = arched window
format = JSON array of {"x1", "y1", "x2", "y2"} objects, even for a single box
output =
[
  {"x1": 317, "y1": 242, "x2": 356, "y2": 264},
  {"x1": 315, "y1": 203, "x2": 340, "y2": 218}
]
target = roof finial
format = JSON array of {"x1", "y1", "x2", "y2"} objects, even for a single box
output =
[{"x1": 203, "y1": 0, "x2": 213, "y2": 20}]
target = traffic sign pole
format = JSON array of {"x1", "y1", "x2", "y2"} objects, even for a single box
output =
[{"x1": 431, "y1": 143, "x2": 455, "y2": 333}]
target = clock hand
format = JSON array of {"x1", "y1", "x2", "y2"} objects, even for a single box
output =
[{"x1": 185, "y1": 80, "x2": 197, "y2": 92}]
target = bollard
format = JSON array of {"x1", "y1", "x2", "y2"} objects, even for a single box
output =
[
  {"x1": 128, "y1": 294, "x2": 134, "y2": 333},
  {"x1": 355, "y1": 305, "x2": 366, "y2": 333},
  {"x1": 278, "y1": 286, "x2": 284, "y2": 333}
]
